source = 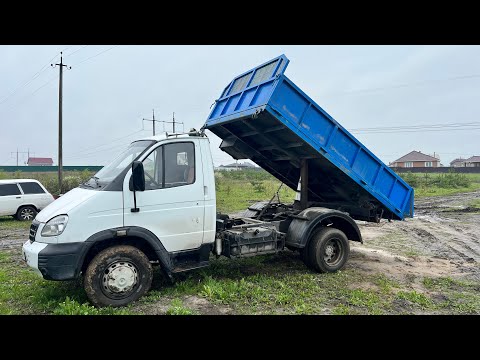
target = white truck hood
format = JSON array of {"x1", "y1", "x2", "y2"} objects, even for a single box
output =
[{"x1": 35, "y1": 187, "x2": 98, "y2": 223}]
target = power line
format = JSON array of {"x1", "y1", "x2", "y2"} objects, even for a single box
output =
[
  {"x1": 65, "y1": 129, "x2": 148, "y2": 157},
  {"x1": 64, "y1": 141, "x2": 139, "y2": 160},
  {"x1": 10, "y1": 149, "x2": 30, "y2": 166},
  {"x1": 73, "y1": 46, "x2": 119, "y2": 68},
  {"x1": 322, "y1": 72, "x2": 480, "y2": 98},
  {"x1": 65, "y1": 143, "x2": 130, "y2": 159},
  {"x1": 0, "y1": 52, "x2": 60, "y2": 107},
  {"x1": 354, "y1": 128, "x2": 480, "y2": 134},
  {"x1": 144, "y1": 111, "x2": 185, "y2": 134},
  {"x1": 64, "y1": 129, "x2": 150, "y2": 161},
  {"x1": 349, "y1": 121, "x2": 480, "y2": 134},
  {"x1": 350, "y1": 121, "x2": 480, "y2": 132},
  {"x1": 65, "y1": 45, "x2": 89, "y2": 58},
  {"x1": 0, "y1": 74, "x2": 59, "y2": 116}
]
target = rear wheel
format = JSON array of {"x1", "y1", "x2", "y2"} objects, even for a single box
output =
[
  {"x1": 84, "y1": 245, "x2": 153, "y2": 307},
  {"x1": 16, "y1": 206, "x2": 37, "y2": 221},
  {"x1": 304, "y1": 227, "x2": 350, "y2": 273}
]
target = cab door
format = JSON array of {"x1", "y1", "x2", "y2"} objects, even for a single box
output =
[{"x1": 123, "y1": 139, "x2": 205, "y2": 252}]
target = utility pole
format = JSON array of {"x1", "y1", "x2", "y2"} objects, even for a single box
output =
[
  {"x1": 10, "y1": 149, "x2": 30, "y2": 166},
  {"x1": 152, "y1": 110, "x2": 155, "y2": 135},
  {"x1": 143, "y1": 109, "x2": 160, "y2": 136},
  {"x1": 171, "y1": 112, "x2": 185, "y2": 133},
  {"x1": 143, "y1": 111, "x2": 184, "y2": 134},
  {"x1": 52, "y1": 52, "x2": 71, "y2": 194}
]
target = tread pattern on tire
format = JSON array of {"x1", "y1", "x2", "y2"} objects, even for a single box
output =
[
  {"x1": 84, "y1": 245, "x2": 153, "y2": 308},
  {"x1": 305, "y1": 227, "x2": 350, "y2": 273}
]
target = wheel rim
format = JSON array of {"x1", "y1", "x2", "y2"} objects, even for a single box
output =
[
  {"x1": 20, "y1": 208, "x2": 34, "y2": 220},
  {"x1": 323, "y1": 238, "x2": 343, "y2": 266},
  {"x1": 102, "y1": 261, "x2": 138, "y2": 299}
]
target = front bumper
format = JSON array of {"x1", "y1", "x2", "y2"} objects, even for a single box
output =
[
  {"x1": 22, "y1": 240, "x2": 87, "y2": 281},
  {"x1": 22, "y1": 240, "x2": 47, "y2": 277}
]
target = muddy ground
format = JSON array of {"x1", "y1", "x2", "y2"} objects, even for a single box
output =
[
  {"x1": 1, "y1": 191, "x2": 479, "y2": 314},
  {"x1": 356, "y1": 190, "x2": 480, "y2": 281}
]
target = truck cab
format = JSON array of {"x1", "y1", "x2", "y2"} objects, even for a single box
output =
[{"x1": 23, "y1": 132, "x2": 217, "y2": 307}]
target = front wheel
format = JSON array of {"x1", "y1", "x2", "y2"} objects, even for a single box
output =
[
  {"x1": 304, "y1": 227, "x2": 350, "y2": 273},
  {"x1": 84, "y1": 245, "x2": 153, "y2": 307}
]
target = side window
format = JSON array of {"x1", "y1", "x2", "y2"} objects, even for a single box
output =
[
  {"x1": 141, "y1": 142, "x2": 195, "y2": 190},
  {"x1": 0, "y1": 184, "x2": 21, "y2": 196},
  {"x1": 19, "y1": 182, "x2": 45, "y2": 194},
  {"x1": 142, "y1": 146, "x2": 163, "y2": 191},
  {"x1": 164, "y1": 142, "x2": 195, "y2": 188}
]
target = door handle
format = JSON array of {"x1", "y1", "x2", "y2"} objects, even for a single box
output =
[
  {"x1": 16, "y1": 196, "x2": 21, "y2": 199},
  {"x1": 204, "y1": 186, "x2": 208, "y2": 197}
]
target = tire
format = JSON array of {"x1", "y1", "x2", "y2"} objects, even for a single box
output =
[
  {"x1": 16, "y1": 206, "x2": 37, "y2": 221},
  {"x1": 304, "y1": 227, "x2": 350, "y2": 273},
  {"x1": 84, "y1": 245, "x2": 153, "y2": 307}
]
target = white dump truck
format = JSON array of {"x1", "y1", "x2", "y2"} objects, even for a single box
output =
[{"x1": 22, "y1": 55, "x2": 413, "y2": 307}]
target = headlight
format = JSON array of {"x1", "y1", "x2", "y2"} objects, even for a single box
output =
[{"x1": 41, "y1": 215, "x2": 69, "y2": 237}]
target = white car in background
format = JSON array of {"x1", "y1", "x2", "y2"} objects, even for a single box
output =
[{"x1": 0, "y1": 179, "x2": 55, "y2": 221}]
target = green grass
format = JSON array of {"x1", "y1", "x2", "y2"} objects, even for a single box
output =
[
  {"x1": 215, "y1": 171, "x2": 296, "y2": 213},
  {"x1": 396, "y1": 290, "x2": 433, "y2": 309},
  {"x1": 398, "y1": 172, "x2": 480, "y2": 198},
  {"x1": 422, "y1": 276, "x2": 457, "y2": 290},
  {"x1": 373, "y1": 274, "x2": 401, "y2": 294},
  {"x1": 421, "y1": 276, "x2": 480, "y2": 314},
  {"x1": 0, "y1": 251, "x2": 132, "y2": 315},
  {"x1": 53, "y1": 297, "x2": 132, "y2": 315},
  {"x1": 0, "y1": 216, "x2": 31, "y2": 231},
  {"x1": 1, "y1": 247, "x2": 479, "y2": 315},
  {"x1": 470, "y1": 199, "x2": 480, "y2": 209},
  {"x1": 139, "y1": 255, "x2": 414, "y2": 315},
  {"x1": 414, "y1": 183, "x2": 480, "y2": 198},
  {"x1": 138, "y1": 254, "x2": 361, "y2": 314},
  {"x1": 165, "y1": 299, "x2": 197, "y2": 315}
]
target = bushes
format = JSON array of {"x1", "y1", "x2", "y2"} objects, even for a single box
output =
[
  {"x1": 218, "y1": 169, "x2": 274, "y2": 182},
  {"x1": 0, "y1": 169, "x2": 95, "y2": 195}
]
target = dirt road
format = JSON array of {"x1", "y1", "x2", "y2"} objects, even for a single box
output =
[{"x1": 353, "y1": 190, "x2": 480, "y2": 283}]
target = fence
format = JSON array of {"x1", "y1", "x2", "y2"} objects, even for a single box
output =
[{"x1": 391, "y1": 167, "x2": 480, "y2": 174}]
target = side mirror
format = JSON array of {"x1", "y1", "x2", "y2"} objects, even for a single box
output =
[{"x1": 130, "y1": 161, "x2": 145, "y2": 191}]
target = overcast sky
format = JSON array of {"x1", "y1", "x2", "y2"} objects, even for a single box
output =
[{"x1": 1, "y1": 45, "x2": 479, "y2": 167}]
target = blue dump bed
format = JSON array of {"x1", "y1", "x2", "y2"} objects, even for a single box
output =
[{"x1": 204, "y1": 55, "x2": 414, "y2": 222}]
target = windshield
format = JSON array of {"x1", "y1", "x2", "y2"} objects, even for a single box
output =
[{"x1": 83, "y1": 140, "x2": 154, "y2": 188}]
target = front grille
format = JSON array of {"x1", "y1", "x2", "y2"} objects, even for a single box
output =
[{"x1": 29, "y1": 220, "x2": 39, "y2": 242}]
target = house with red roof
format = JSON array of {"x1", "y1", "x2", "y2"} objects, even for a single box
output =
[
  {"x1": 389, "y1": 151, "x2": 440, "y2": 168},
  {"x1": 27, "y1": 157, "x2": 53, "y2": 166}
]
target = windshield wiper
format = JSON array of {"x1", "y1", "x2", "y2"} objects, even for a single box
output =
[
  {"x1": 82, "y1": 176, "x2": 100, "y2": 189},
  {"x1": 81, "y1": 182, "x2": 95, "y2": 189}
]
